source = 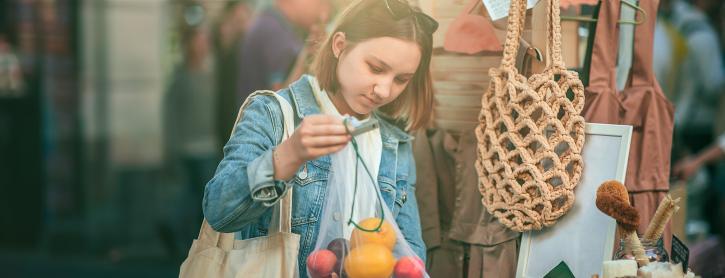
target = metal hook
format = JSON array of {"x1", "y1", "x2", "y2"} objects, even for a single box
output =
[
  {"x1": 620, "y1": 0, "x2": 647, "y2": 25},
  {"x1": 560, "y1": 0, "x2": 647, "y2": 25}
]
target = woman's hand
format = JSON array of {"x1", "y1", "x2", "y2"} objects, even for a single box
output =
[{"x1": 273, "y1": 115, "x2": 351, "y2": 180}]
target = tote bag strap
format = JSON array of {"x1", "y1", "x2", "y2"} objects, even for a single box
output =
[
  {"x1": 197, "y1": 90, "x2": 296, "y2": 250},
  {"x1": 544, "y1": 0, "x2": 565, "y2": 69},
  {"x1": 499, "y1": 0, "x2": 528, "y2": 71},
  {"x1": 261, "y1": 92, "x2": 295, "y2": 234}
]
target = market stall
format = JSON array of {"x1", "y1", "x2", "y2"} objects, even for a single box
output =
[{"x1": 415, "y1": 0, "x2": 695, "y2": 277}]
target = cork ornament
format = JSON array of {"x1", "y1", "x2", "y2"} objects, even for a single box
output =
[{"x1": 595, "y1": 180, "x2": 649, "y2": 266}]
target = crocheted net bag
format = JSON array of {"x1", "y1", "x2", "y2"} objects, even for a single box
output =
[{"x1": 475, "y1": 0, "x2": 586, "y2": 232}]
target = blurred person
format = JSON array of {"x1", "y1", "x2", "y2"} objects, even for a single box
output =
[
  {"x1": 0, "y1": 34, "x2": 23, "y2": 97},
  {"x1": 213, "y1": 0, "x2": 256, "y2": 152},
  {"x1": 670, "y1": 0, "x2": 725, "y2": 154},
  {"x1": 673, "y1": 131, "x2": 725, "y2": 247},
  {"x1": 674, "y1": 134, "x2": 725, "y2": 181},
  {"x1": 281, "y1": 0, "x2": 355, "y2": 87},
  {"x1": 668, "y1": 0, "x2": 725, "y2": 244},
  {"x1": 202, "y1": 0, "x2": 438, "y2": 275},
  {"x1": 653, "y1": 0, "x2": 688, "y2": 102},
  {"x1": 163, "y1": 4, "x2": 218, "y2": 254},
  {"x1": 714, "y1": 3, "x2": 725, "y2": 135},
  {"x1": 236, "y1": 0, "x2": 331, "y2": 103},
  {"x1": 687, "y1": 178, "x2": 725, "y2": 276},
  {"x1": 721, "y1": 5, "x2": 725, "y2": 53}
]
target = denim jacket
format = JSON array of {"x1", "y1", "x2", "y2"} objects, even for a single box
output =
[{"x1": 203, "y1": 75, "x2": 426, "y2": 276}]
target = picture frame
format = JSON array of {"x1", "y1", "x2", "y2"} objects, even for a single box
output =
[{"x1": 516, "y1": 123, "x2": 633, "y2": 278}]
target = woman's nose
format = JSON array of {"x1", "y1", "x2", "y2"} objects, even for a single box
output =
[{"x1": 373, "y1": 79, "x2": 392, "y2": 100}]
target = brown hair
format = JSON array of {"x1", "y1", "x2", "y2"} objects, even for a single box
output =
[{"x1": 311, "y1": 0, "x2": 434, "y2": 131}]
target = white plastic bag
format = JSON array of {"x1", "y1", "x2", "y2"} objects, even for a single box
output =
[{"x1": 305, "y1": 119, "x2": 427, "y2": 278}]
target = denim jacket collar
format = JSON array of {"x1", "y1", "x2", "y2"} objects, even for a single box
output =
[{"x1": 287, "y1": 75, "x2": 413, "y2": 146}]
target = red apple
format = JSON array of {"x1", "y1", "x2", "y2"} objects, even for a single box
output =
[
  {"x1": 394, "y1": 256, "x2": 425, "y2": 278},
  {"x1": 307, "y1": 249, "x2": 337, "y2": 278}
]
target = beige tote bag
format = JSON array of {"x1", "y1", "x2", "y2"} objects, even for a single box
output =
[
  {"x1": 179, "y1": 90, "x2": 300, "y2": 278},
  {"x1": 475, "y1": 0, "x2": 586, "y2": 232}
]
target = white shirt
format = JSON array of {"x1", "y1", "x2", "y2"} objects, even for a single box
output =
[{"x1": 308, "y1": 76, "x2": 383, "y2": 238}]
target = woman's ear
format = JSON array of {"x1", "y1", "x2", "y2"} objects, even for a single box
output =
[{"x1": 331, "y1": 32, "x2": 346, "y2": 59}]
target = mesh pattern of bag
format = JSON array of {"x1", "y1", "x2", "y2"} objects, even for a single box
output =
[{"x1": 475, "y1": 0, "x2": 586, "y2": 232}]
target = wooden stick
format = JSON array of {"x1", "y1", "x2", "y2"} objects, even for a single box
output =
[{"x1": 643, "y1": 195, "x2": 681, "y2": 241}]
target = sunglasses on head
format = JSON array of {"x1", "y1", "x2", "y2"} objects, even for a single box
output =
[{"x1": 384, "y1": 0, "x2": 439, "y2": 34}]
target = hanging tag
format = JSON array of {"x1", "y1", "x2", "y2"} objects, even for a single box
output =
[{"x1": 482, "y1": 0, "x2": 539, "y2": 21}]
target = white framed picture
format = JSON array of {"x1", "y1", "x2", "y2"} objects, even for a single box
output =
[{"x1": 516, "y1": 123, "x2": 633, "y2": 278}]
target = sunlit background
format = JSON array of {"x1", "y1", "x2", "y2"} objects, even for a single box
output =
[{"x1": 0, "y1": 0, "x2": 723, "y2": 277}]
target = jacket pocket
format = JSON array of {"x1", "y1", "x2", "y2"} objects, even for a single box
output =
[
  {"x1": 291, "y1": 158, "x2": 330, "y2": 187},
  {"x1": 379, "y1": 177, "x2": 409, "y2": 216}
]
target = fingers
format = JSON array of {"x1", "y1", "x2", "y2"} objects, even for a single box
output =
[
  {"x1": 300, "y1": 143, "x2": 348, "y2": 159},
  {"x1": 315, "y1": 144, "x2": 348, "y2": 156},
  {"x1": 291, "y1": 115, "x2": 355, "y2": 161},
  {"x1": 298, "y1": 115, "x2": 351, "y2": 136},
  {"x1": 304, "y1": 114, "x2": 344, "y2": 125},
  {"x1": 307, "y1": 124, "x2": 350, "y2": 136},
  {"x1": 300, "y1": 135, "x2": 351, "y2": 148}
]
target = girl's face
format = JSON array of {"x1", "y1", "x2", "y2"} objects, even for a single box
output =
[{"x1": 331, "y1": 33, "x2": 421, "y2": 118}]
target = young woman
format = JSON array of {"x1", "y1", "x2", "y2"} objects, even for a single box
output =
[{"x1": 202, "y1": 0, "x2": 437, "y2": 275}]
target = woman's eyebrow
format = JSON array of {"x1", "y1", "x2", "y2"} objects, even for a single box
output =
[
  {"x1": 369, "y1": 56, "x2": 391, "y2": 70},
  {"x1": 370, "y1": 55, "x2": 415, "y2": 76}
]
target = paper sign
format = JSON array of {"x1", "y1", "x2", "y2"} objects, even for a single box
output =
[{"x1": 482, "y1": 0, "x2": 540, "y2": 21}]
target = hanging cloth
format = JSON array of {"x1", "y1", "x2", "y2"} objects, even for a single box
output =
[
  {"x1": 582, "y1": 0, "x2": 674, "y2": 193},
  {"x1": 443, "y1": 0, "x2": 502, "y2": 54}
]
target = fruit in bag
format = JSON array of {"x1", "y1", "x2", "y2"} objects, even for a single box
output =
[
  {"x1": 327, "y1": 238, "x2": 350, "y2": 277},
  {"x1": 307, "y1": 249, "x2": 337, "y2": 278},
  {"x1": 393, "y1": 256, "x2": 425, "y2": 278},
  {"x1": 344, "y1": 244, "x2": 396, "y2": 278},
  {"x1": 350, "y1": 218, "x2": 396, "y2": 250}
]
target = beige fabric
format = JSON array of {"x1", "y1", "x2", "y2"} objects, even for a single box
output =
[
  {"x1": 414, "y1": 129, "x2": 519, "y2": 277},
  {"x1": 465, "y1": 238, "x2": 518, "y2": 278},
  {"x1": 426, "y1": 236, "x2": 518, "y2": 278},
  {"x1": 475, "y1": 0, "x2": 586, "y2": 232},
  {"x1": 425, "y1": 237, "x2": 465, "y2": 278},
  {"x1": 414, "y1": 129, "x2": 519, "y2": 247},
  {"x1": 179, "y1": 90, "x2": 300, "y2": 278}
]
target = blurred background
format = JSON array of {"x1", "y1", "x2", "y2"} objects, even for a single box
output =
[
  {"x1": 0, "y1": 0, "x2": 264, "y2": 276},
  {"x1": 0, "y1": 0, "x2": 722, "y2": 277}
]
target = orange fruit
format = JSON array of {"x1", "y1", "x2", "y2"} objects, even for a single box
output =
[
  {"x1": 343, "y1": 244, "x2": 396, "y2": 278},
  {"x1": 350, "y1": 218, "x2": 396, "y2": 250}
]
